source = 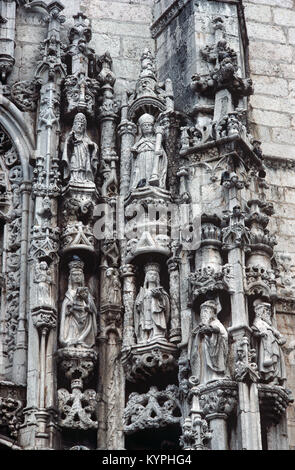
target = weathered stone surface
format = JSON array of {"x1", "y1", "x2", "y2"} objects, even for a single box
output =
[{"x1": 0, "y1": 0, "x2": 295, "y2": 453}]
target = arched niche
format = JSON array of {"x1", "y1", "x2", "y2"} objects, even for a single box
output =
[{"x1": 0, "y1": 96, "x2": 34, "y2": 380}]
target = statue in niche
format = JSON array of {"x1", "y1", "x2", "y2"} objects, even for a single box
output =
[
  {"x1": 60, "y1": 257, "x2": 97, "y2": 349},
  {"x1": 134, "y1": 263, "x2": 170, "y2": 344},
  {"x1": 252, "y1": 301, "x2": 286, "y2": 385},
  {"x1": 130, "y1": 113, "x2": 167, "y2": 190},
  {"x1": 189, "y1": 299, "x2": 228, "y2": 384},
  {"x1": 103, "y1": 267, "x2": 121, "y2": 306},
  {"x1": 34, "y1": 260, "x2": 52, "y2": 307},
  {"x1": 62, "y1": 113, "x2": 98, "y2": 184}
]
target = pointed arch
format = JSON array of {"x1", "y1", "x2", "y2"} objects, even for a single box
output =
[
  {"x1": 0, "y1": 95, "x2": 35, "y2": 179},
  {"x1": 0, "y1": 95, "x2": 34, "y2": 383}
]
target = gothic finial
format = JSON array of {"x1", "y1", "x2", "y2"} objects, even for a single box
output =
[{"x1": 140, "y1": 48, "x2": 156, "y2": 79}]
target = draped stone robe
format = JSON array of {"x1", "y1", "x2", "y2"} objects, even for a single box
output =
[
  {"x1": 253, "y1": 316, "x2": 286, "y2": 384},
  {"x1": 130, "y1": 136, "x2": 167, "y2": 189},
  {"x1": 60, "y1": 287, "x2": 97, "y2": 348},
  {"x1": 62, "y1": 132, "x2": 98, "y2": 184},
  {"x1": 189, "y1": 318, "x2": 228, "y2": 384},
  {"x1": 134, "y1": 286, "x2": 170, "y2": 344}
]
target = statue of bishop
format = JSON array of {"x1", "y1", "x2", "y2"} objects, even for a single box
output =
[{"x1": 62, "y1": 113, "x2": 98, "y2": 184}]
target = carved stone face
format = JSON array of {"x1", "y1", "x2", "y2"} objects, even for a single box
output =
[
  {"x1": 255, "y1": 303, "x2": 272, "y2": 325},
  {"x1": 145, "y1": 270, "x2": 159, "y2": 285},
  {"x1": 70, "y1": 269, "x2": 84, "y2": 286},
  {"x1": 39, "y1": 261, "x2": 48, "y2": 271},
  {"x1": 140, "y1": 122, "x2": 154, "y2": 137},
  {"x1": 73, "y1": 118, "x2": 86, "y2": 135},
  {"x1": 261, "y1": 304, "x2": 272, "y2": 324}
]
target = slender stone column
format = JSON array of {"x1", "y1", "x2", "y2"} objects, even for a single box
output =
[
  {"x1": 120, "y1": 264, "x2": 136, "y2": 349},
  {"x1": 206, "y1": 413, "x2": 229, "y2": 450},
  {"x1": 12, "y1": 181, "x2": 31, "y2": 385},
  {"x1": 167, "y1": 256, "x2": 181, "y2": 344},
  {"x1": 238, "y1": 382, "x2": 262, "y2": 450},
  {"x1": 19, "y1": 0, "x2": 65, "y2": 449},
  {"x1": 198, "y1": 381, "x2": 238, "y2": 451},
  {"x1": 118, "y1": 104, "x2": 137, "y2": 199}
]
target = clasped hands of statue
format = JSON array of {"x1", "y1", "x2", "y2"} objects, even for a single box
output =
[
  {"x1": 193, "y1": 323, "x2": 220, "y2": 337},
  {"x1": 151, "y1": 287, "x2": 163, "y2": 299}
]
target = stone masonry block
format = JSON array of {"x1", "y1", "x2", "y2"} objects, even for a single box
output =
[
  {"x1": 122, "y1": 37, "x2": 155, "y2": 60},
  {"x1": 273, "y1": 7, "x2": 295, "y2": 27},
  {"x1": 249, "y1": 42, "x2": 293, "y2": 63},
  {"x1": 252, "y1": 76, "x2": 289, "y2": 97},
  {"x1": 247, "y1": 22, "x2": 286, "y2": 44},
  {"x1": 251, "y1": 109, "x2": 290, "y2": 128},
  {"x1": 244, "y1": 3, "x2": 272, "y2": 23},
  {"x1": 245, "y1": 0, "x2": 294, "y2": 8},
  {"x1": 250, "y1": 95, "x2": 295, "y2": 115},
  {"x1": 84, "y1": 0, "x2": 153, "y2": 24}
]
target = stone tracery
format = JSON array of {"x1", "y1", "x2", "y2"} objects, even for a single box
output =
[{"x1": 0, "y1": 0, "x2": 293, "y2": 452}]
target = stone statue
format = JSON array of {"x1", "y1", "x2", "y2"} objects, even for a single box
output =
[
  {"x1": 134, "y1": 263, "x2": 170, "y2": 344},
  {"x1": 34, "y1": 260, "x2": 52, "y2": 307},
  {"x1": 189, "y1": 300, "x2": 228, "y2": 384},
  {"x1": 130, "y1": 113, "x2": 168, "y2": 190},
  {"x1": 104, "y1": 267, "x2": 121, "y2": 305},
  {"x1": 62, "y1": 113, "x2": 98, "y2": 184},
  {"x1": 252, "y1": 301, "x2": 286, "y2": 385},
  {"x1": 60, "y1": 257, "x2": 97, "y2": 348}
]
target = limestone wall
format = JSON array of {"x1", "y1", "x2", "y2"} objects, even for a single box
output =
[
  {"x1": 9, "y1": 0, "x2": 155, "y2": 99},
  {"x1": 244, "y1": 0, "x2": 295, "y2": 448},
  {"x1": 244, "y1": 0, "x2": 295, "y2": 161},
  {"x1": 4, "y1": 0, "x2": 295, "y2": 450}
]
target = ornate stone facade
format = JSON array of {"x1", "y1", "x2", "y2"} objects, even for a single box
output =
[{"x1": 0, "y1": 0, "x2": 294, "y2": 452}]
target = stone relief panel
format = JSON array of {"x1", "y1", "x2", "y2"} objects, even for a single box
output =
[
  {"x1": 0, "y1": 127, "x2": 23, "y2": 367},
  {"x1": 124, "y1": 385, "x2": 181, "y2": 435}
]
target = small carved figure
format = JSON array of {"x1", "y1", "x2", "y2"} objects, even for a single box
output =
[
  {"x1": 60, "y1": 257, "x2": 97, "y2": 348},
  {"x1": 34, "y1": 260, "x2": 52, "y2": 307},
  {"x1": 62, "y1": 113, "x2": 98, "y2": 184},
  {"x1": 101, "y1": 267, "x2": 122, "y2": 306},
  {"x1": 189, "y1": 299, "x2": 228, "y2": 384},
  {"x1": 130, "y1": 114, "x2": 167, "y2": 190},
  {"x1": 134, "y1": 263, "x2": 170, "y2": 344},
  {"x1": 252, "y1": 301, "x2": 286, "y2": 385}
]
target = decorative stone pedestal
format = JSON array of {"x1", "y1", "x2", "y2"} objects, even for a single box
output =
[{"x1": 122, "y1": 339, "x2": 178, "y2": 382}]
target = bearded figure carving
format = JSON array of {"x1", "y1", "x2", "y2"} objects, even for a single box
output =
[
  {"x1": 252, "y1": 301, "x2": 286, "y2": 385},
  {"x1": 189, "y1": 300, "x2": 228, "y2": 384},
  {"x1": 62, "y1": 113, "x2": 98, "y2": 184}
]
